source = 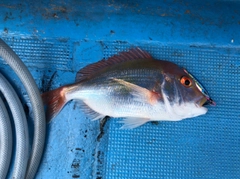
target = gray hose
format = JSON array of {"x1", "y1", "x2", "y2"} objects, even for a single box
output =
[
  {"x1": 0, "y1": 73, "x2": 29, "y2": 178},
  {"x1": 0, "y1": 39, "x2": 46, "y2": 179},
  {"x1": 0, "y1": 97, "x2": 12, "y2": 179}
]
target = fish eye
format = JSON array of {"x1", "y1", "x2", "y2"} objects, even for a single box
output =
[{"x1": 180, "y1": 76, "x2": 192, "y2": 87}]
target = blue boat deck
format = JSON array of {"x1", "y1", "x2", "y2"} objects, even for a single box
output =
[{"x1": 0, "y1": 0, "x2": 240, "y2": 178}]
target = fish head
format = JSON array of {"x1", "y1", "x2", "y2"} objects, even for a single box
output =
[
  {"x1": 160, "y1": 63, "x2": 215, "y2": 119},
  {"x1": 165, "y1": 65, "x2": 215, "y2": 107},
  {"x1": 177, "y1": 68, "x2": 215, "y2": 107}
]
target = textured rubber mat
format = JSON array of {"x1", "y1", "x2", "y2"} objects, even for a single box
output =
[{"x1": 1, "y1": 37, "x2": 73, "y2": 70}]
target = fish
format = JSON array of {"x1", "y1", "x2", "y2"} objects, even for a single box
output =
[{"x1": 42, "y1": 48, "x2": 215, "y2": 129}]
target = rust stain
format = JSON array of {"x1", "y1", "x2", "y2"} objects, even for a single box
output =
[
  {"x1": 0, "y1": 4, "x2": 18, "y2": 9},
  {"x1": 185, "y1": 9, "x2": 191, "y2": 14},
  {"x1": 160, "y1": 13, "x2": 174, "y2": 17},
  {"x1": 52, "y1": 6, "x2": 68, "y2": 13},
  {"x1": 41, "y1": 4, "x2": 72, "y2": 20}
]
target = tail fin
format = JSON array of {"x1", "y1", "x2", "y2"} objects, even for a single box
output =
[{"x1": 42, "y1": 86, "x2": 68, "y2": 122}]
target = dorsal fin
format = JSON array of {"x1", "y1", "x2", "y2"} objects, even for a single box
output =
[{"x1": 75, "y1": 48, "x2": 153, "y2": 82}]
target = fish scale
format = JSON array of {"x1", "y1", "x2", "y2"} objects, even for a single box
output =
[{"x1": 87, "y1": 70, "x2": 164, "y2": 95}]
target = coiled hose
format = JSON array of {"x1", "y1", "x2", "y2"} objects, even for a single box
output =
[
  {"x1": 0, "y1": 97, "x2": 12, "y2": 179},
  {"x1": 0, "y1": 39, "x2": 46, "y2": 179},
  {"x1": 0, "y1": 73, "x2": 29, "y2": 178}
]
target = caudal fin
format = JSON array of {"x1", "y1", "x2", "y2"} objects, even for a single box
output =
[{"x1": 42, "y1": 86, "x2": 68, "y2": 122}]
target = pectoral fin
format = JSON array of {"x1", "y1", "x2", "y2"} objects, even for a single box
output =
[
  {"x1": 112, "y1": 78, "x2": 161, "y2": 105},
  {"x1": 119, "y1": 117, "x2": 149, "y2": 129}
]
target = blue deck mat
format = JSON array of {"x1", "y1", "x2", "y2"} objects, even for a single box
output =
[{"x1": 0, "y1": 0, "x2": 240, "y2": 178}]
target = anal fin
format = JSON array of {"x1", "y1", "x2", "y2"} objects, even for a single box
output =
[{"x1": 119, "y1": 117, "x2": 149, "y2": 129}]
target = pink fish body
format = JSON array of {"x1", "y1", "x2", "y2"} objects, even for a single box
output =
[{"x1": 42, "y1": 48, "x2": 215, "y2": 128}]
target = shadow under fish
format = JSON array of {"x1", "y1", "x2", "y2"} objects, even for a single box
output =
[{"x1": 42, "y1": 48, "x2": 215, "y2": 129}]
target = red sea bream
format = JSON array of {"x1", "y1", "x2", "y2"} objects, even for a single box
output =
[{"x1": 42, "y1": 48, "x2": 215, "y2": 128}]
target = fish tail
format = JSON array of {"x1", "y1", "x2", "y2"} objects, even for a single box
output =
[{"x1": 42, "y1": 86, "x2": 68, "y2": 122}]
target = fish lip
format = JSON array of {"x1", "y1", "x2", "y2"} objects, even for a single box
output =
[
  {"x1": 197, "y1": 96, "x2": 216, "y2": 107},
  {"x1": 204, "y1": 97, "x2": 216, "y2": 106}
]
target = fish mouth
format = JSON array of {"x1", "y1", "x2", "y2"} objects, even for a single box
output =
[
  {"x1": 199, "y1": 97, "x2": 216, "y2": 107},
  {"x1": 203, "y1": 97, "x2": 216, "y2": 106}
]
